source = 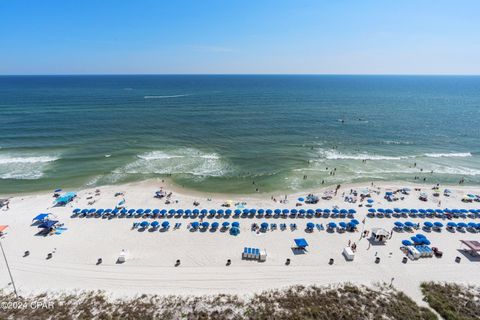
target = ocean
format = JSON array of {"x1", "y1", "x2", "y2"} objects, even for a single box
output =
[{"x1": 0, "y1": 75, "x2": 479, "y2": 194}]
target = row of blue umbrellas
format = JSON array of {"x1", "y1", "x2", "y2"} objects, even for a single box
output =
[
  {"x1": 73, "y1": 208, "x2": 357, "y2": 216},
  {"x1": 402, "y1": 233, "x2": 431, "y2": 246},
  {"x1": 370, "y1": 208, "x2": 480, "y2": 214},
  {"x1": 328, "y1": 219, "x2": 360, "y2": 230}
]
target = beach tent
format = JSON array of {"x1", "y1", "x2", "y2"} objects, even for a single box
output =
[
  {"x1": 459, "y1": 240, "x2": 480, "y2": 256},
  {"x1": 32, "y1": 213, "x2": 49, "y2": 222},
  {"x1": 54, "y1": 192, "x2": 76, "y2": 205},
  {"x1": 294, "y1": 238, "x2": 309, "y2": 248},
  {"x1": 38, "y1": 220, "x2": 58, "y2": 229},
  {"x1": 371, "y1": 228, "x2": 389, "y2": 242}
]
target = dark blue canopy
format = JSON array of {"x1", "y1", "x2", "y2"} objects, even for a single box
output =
[
  {"x1": 306, "y1": 222, "x2": 314, "y2": 229},
  {"x1": 140, "y1": 221, "x2": 149, "y2": 228},
  {"x1": 394, "y1": 221, "x2": 404, "y2": 227},
  {"x1": 192, "y1": 222, "x2": 200, "y2": 228},
  {"x1": 202, "y1": 221, "x2": 210, "y2": 228},
  {"x1": 73, "y1": 208, "x2": 81, "y2": 214},
  {"x1": 38, "y1": 220, "x2": 58, "y2": 229},
  {"x1": 367, "y1": 199, "x2": 374, "y2": 203},
  {"x1": 235, "y1": 209, "x2": 242, "y2": 214},
  {"x1": 209, "y1": 209, "x2": 216, "y2": 214},
  {"x1": 211, "y1": 222, "x2": 219, "y2": 229},
  {"x1": 274, "y1": 209, "x2": 281, "y2": 214},
  {"x1": 222, "y1": 222, "x2": 230, "y2": 227},
  {"x1": 291, "y1": 209, "x2": 298, "y2": 214},
  {"x1": 348, "y1": 209, "x2": 356, "y2": 214},
  {"x1": 368, "y1": 208, "x2": 376, "y2": 213},
  {"x1": 328, "y1": 222, "x2": 337, "y2": 229},
  {"x1": 339, "y1": 222, "x2": 347, "y2": 228},
  {"x1": 340, "y1": 209, "x2": 348, "y2": 214},
  {"x1": 261, "y1": 222, "x2": 269, "y2": 229},
  {"x1": 250, "y1": 209, "x2": 256, "y2": 214},
  {"x1": 225, "y1": 209, "x2": 232, "y2": 215},
  {"x1": 423, "y1": 222, "x2": 433, "y2": 228},
  {"x1": 232, "y1": 222, "x2": 240, "y2": 228},
  {"x1": 151, "y1": 221, "x2": 160, "y2": 228},
  {"x1": 447, "y1": 222, "x2": 457, "y2": 228},
  {"x1": 385, "y1": 209, "x2": 393, "y2": 214},
  {"x1": 266, "y1": 209, "x2": 273, "y2": 214},
  {"x1": 153, "y1": 209, "x2": 160, "y2": 214},
  {"x1": 136, "y1": 209, "x2": 144, "y2": 214},
  {"x1": 162, "y1": 221, "x2": 170, "y2": 228},
  {"x1": 299, "y1": 209, "x2": 306, "y2": 214},
  {"x1": 33, "y1": 213, "x2": 49, "y2": 221},
  {"x1": 350, "y1": 219, "x2": 360, "y2": 225},
  {"x1": 230, "y1": 227, "x2": 240, "y2": 235},
  {"x1": 434, "y1": 222, "x2": 444, "y2": 227},
  {"x1": 217, "y1": 209, "x2": 224, "y2": 215},
  {"x1": 282, "y1": 209, "x2": 289, "y2": 214},
  {"x1": 404, "y1": 221, "x2": 415, "y2": 227},
  {"x1": 201, "y1": 209, "x2": 208, "y2": 214},
  {"x1": 402, "y1": 240, "x2": 412, "y2": 246},
  {"x1": 294, "y1": 238, "x2": 309, "y2": 247},
  {"x1": 177, "y1": 209, "x2": 184, "y2": 214},
  {"x1": 307, "y1": 209, "x2": 315, "y2": 214},
  {"x1": 457, "y1": 222, "x2": 468, "y2": 228},
  {"x1": 193, "y1": 209, "x2": 200, "y2": 214}
]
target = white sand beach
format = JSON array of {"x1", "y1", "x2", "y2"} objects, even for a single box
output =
[{"x1": 1, "y1": 180, "x2": 479, "y2": 303}]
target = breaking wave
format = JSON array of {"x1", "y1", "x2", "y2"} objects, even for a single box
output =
[
  {"x1": 317, "y1": 149, "x2": 472, "y2": 161},
  {"x1": 117, "y1": 148, "x2": 228, "y2": 177},
  {"x1": 144, "y1": 94, "x2": 191, "y2": 99},
  {"x1": 0, "y1": 154, "x2": 59, "y2": 180}
]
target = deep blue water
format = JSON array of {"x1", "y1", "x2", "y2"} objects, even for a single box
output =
[{"x1": 0, "y1": 75, "x2": 479, "y2": 194}]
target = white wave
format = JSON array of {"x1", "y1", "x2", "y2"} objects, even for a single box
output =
[
  {"x1": 424, "y1": 152, "x2": 472, "y2": 158},
  {"x1": 0, "y1": 154, "x2": 59, "y2": 180},
  {"x1": 318, "y1": 149, "x2": 473, "y2": 161},
  {"x1": 118, "y1": 148, "x2": 227, "y2": 177},
  {"x1": 382, "y1": 140, "x2": 413, "y2": 145},
  {"x1": 144, "y1": 94, "x2": 191, "y2": 99},
  {"x1": 0, "y1": 155, "x2": 59, "y2": 164}
]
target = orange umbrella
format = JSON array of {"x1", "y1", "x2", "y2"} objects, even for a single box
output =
[{"x1": 0, "y1": 225, "x2": 8, "y2": 233}]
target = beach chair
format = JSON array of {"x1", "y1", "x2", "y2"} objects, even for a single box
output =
[
  {"x1": 270, "y1": 223, "x2": 277, "y2": 230},
  {"x1": 254, "y1": 249, "x2": 260, "y2": 260},
  {"x1": 242, "y1": 247, "x2": 248, "y2": 259},
  {"x1": 247, "y1": 247, "x2": 253, "y2": 259}
]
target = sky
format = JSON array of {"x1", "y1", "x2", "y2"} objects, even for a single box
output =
[{"x1": 1, "y1": 0, "x2": 479, "y2": 75}]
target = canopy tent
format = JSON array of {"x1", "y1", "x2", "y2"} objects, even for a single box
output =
[
  {"x1": 294, "y1": 238, "x2": 309, "y2": 248},
  {"x1": 54, "y1": 192, "x2": 76, "y2": 205},
  {"x1": 38, "y1": 220, "x2": 58, "y2": 229},
  {"x1": 460, "y1": 240, "x2": 480, "y2": 256},
  {"x1": 371, "y1": 227, "x2": 389, "y2": 242},
  {"x1": 32, "y1": 213, "x2": 49, "y2": 221}
]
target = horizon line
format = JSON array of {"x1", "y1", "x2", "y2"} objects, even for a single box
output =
[{"x1": 1, "y1": 73, "x2": 480, "y2": 77}]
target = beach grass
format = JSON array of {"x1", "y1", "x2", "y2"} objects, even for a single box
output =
[
  {"x1": 0, "y1": 284, "x2": 437, "y2": 320},
  {"x1": 421, "y1": 282, "x2": 480, "y2": 320}
]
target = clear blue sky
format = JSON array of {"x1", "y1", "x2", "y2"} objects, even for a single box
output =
[{"x1": 1, "y1": 0, "x2": 479, "y2": 74}]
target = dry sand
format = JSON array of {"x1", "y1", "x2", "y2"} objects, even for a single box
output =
[{"x1": 1, "y1": 179, "x2": 479, "y2": 303}]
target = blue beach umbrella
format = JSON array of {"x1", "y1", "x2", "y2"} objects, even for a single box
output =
[
  {"x1": 250, "y1": 209, "x2": 256, "y2": 214},
  {"x1": 261, "y1": 222, "x2": 269, "y2": 229},
  {"x1": 162, "y1": 221, "x2": 170, "y2": 228},
  {"x1": 328, "y1": 222, "x2": 337, "y2": 229},
  {"x1": 258, "y1": 209, "x2": 265, "y2": 214},
  {"x1": 348, "y1": 209, "x2": 356, "y2": 214},
  {"x1": 368, "y1": 208, "x2": 376, "y2": 213},
  {"x1": 136, "y1": 209, "x2": 144, "y2": 214},
  {"x1": 421, "y1": 238, "x2": 431, "y2": 245},
  {"x1": 402, "y1": 240, "x2": 413, "y2": 246},
  {"x1": 426, "y1": 209, "x2": 435, "y2": 213},
  {"x1": 89, "y1": 209, "x2": 97, "y2": 214},
  {"x1": 217, "y1": 209, "x2": 224, "y2": 215},
  {"x1": 73, "y1": 208, "x2": 81, "y2": 214},
  {"x1": 377, "y1": 208, "x2": 385, "y2": 213},
  {"x1": 340, "y1": 209, "x2": 348, "y2": 214},
  {"x1": 202, "y1": 221, "x2": 210, "y2": 228},
  {"x1": 185, "y1": 209, "x2": 192, "y2": 215},
  {"x1": 299, "y1": 209, "x2": 306, "y2": 214},
  {"x1": 405, "y1": 221, "x2": 415, "y2": 227},
  {"x1": 385, "y1": 209, "x2": 393, "y2": 214},
  {"x1": 332, "y1": 209, "x2": 340, "y2": 214},
  {"x1": 423, "y1": 222, "x2": 433, "y2": 228},
  {"x1": 434, "y1": 222, "x2": 444, "y2": 228},
  {"x1": 96, "y1": 209, "x2": 104, "y2": 215},
  {"x1": 394, "y1": 221, "x2": 404, "y2": 228},
  {"x1": 140, "y1": 221, "x2": 149, "y2": 228},
  {"x1": 176, "y1": 209, "x2": 184, "y2": 214},
  {"x1": 419, "y1": 209, "x2": 427, "y2": 214},
  {"x1": 234, "y1": 209, "x2": 241, "y2": 215},
  {"x1": 230, "y1": 227, "x2": 240, "y2": 236},
  {"x1": 315, "y1": 208, "x2": 322, "y2": 213},
  {"x1": 457, "y1": 222, "x2": 468, "y2": 228},
  {"x1": 410, "y1": 236, "x2": 421, "y2": 243},
  {"x1": 274, "y1": 209, "x2": 281, "y2": 214},
  {"x1": 367, "y1": 199, "x2": 374, "y2": 203},
  {"x1": 81, "y1": 209, "x2": 89, "y2": 214},
  {"x1": 468, "y1": 222, "x2": 477, "y2": 228},
  {"x1": 324, "y1": 209, "x2": 331, "y2": 213},
  {"x1": 435, "y1": 209, "x2": 444, "y2": 214},
  {"x1": 447, "y1": 222, "x2": 457, "y2": 228},
  {"x1": 160, "y1": 209, "x2": 167, "y2": 215},
  {"x1": 151, "y1": 221, "x2": 159, "y2": 228},
  {"x1": 282, "y1": 209, "x2": 289, "y2": 214},
  {"x1": 266, "y1": 209, "x2": 273, "y2": 215},
  {"x1": 193, "y1": 209, "x2": 200, "y2": 215},
  {"x1": 222, "y1": 222, "x2": 230, "y2": 228},
  {"x1": 242, "y1": 209, "x2": 249, "y2": 214},
  {"x1": 143, "y1": 209, "x2": 151, "y2": 214},
  {"x1": 191, "y1": 222, "x2": 200, "y2": 229},
  {"x1": 339, "y1": 222, "x2": 347, "y2": 229},
  {"x1": 120, "y1": 208, "x2": 127, "y2": 214},
  {"x1": 298, "y1": 197, "x2": 305, "y2": 202},
  {"x1": 201, "y1": 209, "x2": 208, "y2": 215},
  {"x1": 232, "y1": 222, "x2": 240, "y2": 228},
  {"x1": 306, "y1": 222, "x2": 315, "y2": 229},
  {"x1": 209, "y1": 209, "x2": 216, "y2": 215},
  {"x1": 394, "y1": 208, "x2": 401, "y2": 213},
  {"x1": 225, "y1": 209, "x2": 232, "y2": 215},
  {"x1": 350, "y1": 219, "x2": 360, "y2": 225},
  {"x1": 416, "y1": 233, "x2": 426, "y2": 239},
  {"x1": 410, "y1": 209, "x2": 418, "y2": 214},
  {"x1": 168, "y1": 209, "x2": 175, "y2": 215},
  {"x1": 211, "y1": 222, "x2": 219, "y2": 229},
  {"x1": 401, "y1": 208, "x2": 409, "y2": 213},
  {"x1": 152, "y1": 209, "x2": 160, "y2": 214},
  {"x1": 104, "y1": 209, "x2": 112, "y2": 213},
  {"x1": 307, "y1": 209, "x2": 315, "y2": 214},
  {"x1": 291, "y1": 209, "x2": 298, "y2": 214}
]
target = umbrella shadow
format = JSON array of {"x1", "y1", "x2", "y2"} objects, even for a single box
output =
[
  {"x1": 291, "y1": 247, "x2": 307, "y2": 255},
  {"x1": 456, "y1": 249, "x2": 480, "y2": 262}
]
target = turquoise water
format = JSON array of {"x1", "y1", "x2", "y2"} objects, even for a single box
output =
[{"x1": 0, "y1": 75, "x2": 479, "y2": 194}]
